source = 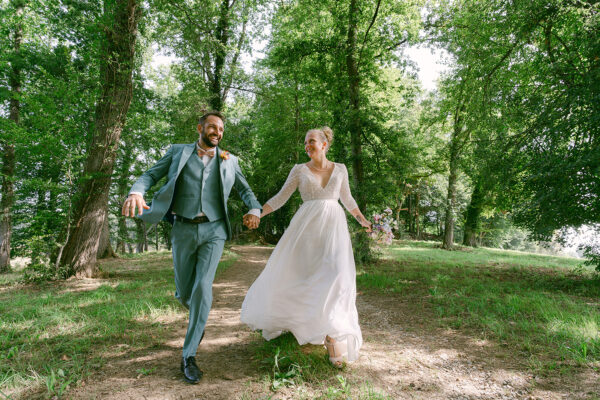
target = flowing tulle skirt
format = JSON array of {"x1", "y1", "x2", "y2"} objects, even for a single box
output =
[{"x1": 241, "y1": 199, "x2": 362, "y2": 361}]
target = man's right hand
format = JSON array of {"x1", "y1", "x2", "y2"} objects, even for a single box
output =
[{"x1": 122, "y1": 193, "x2": 150, "y2": 217}]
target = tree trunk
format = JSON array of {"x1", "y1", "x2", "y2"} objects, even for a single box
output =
[
  {"x1": 161, "y1": 222, "x2": 172, "y2": 251},
  {"x1": 0, "y1": 143, "x2": 15, "y2": 273},
  {"x1": 408, "y1": 195, "x2": 414, "y2": 233},
  {"x1": 463, "y1": 179, "x2": 485, "y2": 247},
  {"x1": 145, "y1": 223, "x2": 158, "y2": 251},
  {"x1": 210, "y1": 0, "x2": 231, "y2": 111},
  {"x1": 116, "y1": 216, "x2": 127, "y2": 253},
  {"x1": 58, "y1": 0, "x2": 141, "y2": 278},
  {"x1": 346, "y1": 0, "x2": 365, "y2": 210},
  {"x1": 98, "y1": 211, "x2": 117, "y2": 259},
  {"x1": 415, "y1": 192, "x2": 421, "y2": 239},
  {"x1": 135, "y1": 219, "x2": 147, "y2": 253},
  {"x1": 442, "y1": 124, "x2": 462, "y2": 249},
  {"x1": 0, "y1": 1, "x2": 23, "y2": 273},
  {"x1": 155, "y1": 223, "x2": 159, "y2": 251}
]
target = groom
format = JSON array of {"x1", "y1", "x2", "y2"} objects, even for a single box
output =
[{"x1": 122, "y1": 111, "x2": 261, "y2": 384}]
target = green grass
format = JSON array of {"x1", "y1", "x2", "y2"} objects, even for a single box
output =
[
  {"x1": 251, "y1": 332, "x2": 334, "y2": 389},
  {"x1": 0, "y1": 249, "x2": 237, "y2": 399},
  {"x1": 4, "y1": 241, "x2": 596, "y2": 398},
  {"x1": 216, "y1": 247, "x2": 239, "y2": 276},
  {"x1": 249, "y1": 332, "x2": 393, "y2": 399},
  {"x1": 358, "y1": 240, "x2": 600, "y2": 369}
]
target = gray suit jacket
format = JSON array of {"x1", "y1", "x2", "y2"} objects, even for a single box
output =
[{"x1": 129, "y1": 143, "x2": 261, "y2": 240}]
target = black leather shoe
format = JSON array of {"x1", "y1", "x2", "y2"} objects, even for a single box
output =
[{"x1": 180, "y1": 356, "x2": 203, "y2": 384}]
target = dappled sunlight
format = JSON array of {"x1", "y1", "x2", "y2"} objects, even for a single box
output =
[
  {"x1": 124, "y1": 350, "x2": 174, "y2": 364},
  {"x1": 3, "y1": 376, "x2": 45, "y2": 400},
  {"x1": 354, "y1": 283, "x2": 597, "y2": 399},
  {"x1": 547, "y1": 317, "x2": 600, "y2": 341},
  {"x1": 164, "y1": 338, "x2": 185, "y2": 349},
  {"x1": 389, "y1": 246, "x2": 435, "y2": 252},
  {"x1": 153, "y1": 313, "x2": 186, "y2": 324},
  {"x1": 385, "y1": 240, "x2": 584, "y2": 272},
  {"x1": 466, "y1": 337, "x2": 493, "y2": 348},
  {"x1": 133, "y1": 302, "x2": 183, "y2": 322},
  {"x1": 58, "y1": 279, "x2": 117, "y2": 294},
  {"x1": 355, "y1": 328, "x2": 540, "y2": 399},
  {"x1": 3, "y1": 319, "x2": 35, "y2": 331},
  {"x1": 201, "y1": 335, "x2": 246, "y2": 347},
  {"x1": 101, "y1": 343, "x2": 132, "y2": 359},
  {"x1": 38, "y1": 321, "x2": 87, "y2": 340},
  {"x1": 76, "y1": 295, "x2": 117, "y2": 308}
]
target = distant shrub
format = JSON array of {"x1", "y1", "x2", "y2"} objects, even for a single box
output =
[
  {"x1": 351, "y1": 227, "x2": 379, "y2": 266},
  {"x1": 22, "y1": 262, "x2": 69, "y2": 283}
]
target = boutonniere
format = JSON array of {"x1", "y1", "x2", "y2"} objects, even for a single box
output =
[{"x1": 220, "y1": 150, "x2": 230, "y2": 160}]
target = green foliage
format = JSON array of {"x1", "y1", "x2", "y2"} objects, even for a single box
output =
[
  {"x1": 351, "y1": 226, "x2": 379, "y2": 266},
  {"x1": 135, "y1": 366, "x2": 157, "y2": 376},
  {"x1": 44, "y1": 366, "x2": 76, "y2": 398},
  {"x1": 580, "y1": 233, "x2": 600, "y2": 272},
  {"x1": 21, "y1": 262, "x2": 67, "y2": 283},
  {"x1": 234, "y1": 0, "x2": 429, "y2": 243},
  {"x1": 427, "y1": 0, "x2": 600, "y2": 247},
  {"x1": 1, "y1": 0, "x2": 595, "y2": 278}
]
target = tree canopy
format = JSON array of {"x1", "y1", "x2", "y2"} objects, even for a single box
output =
[{"x1": 1, "y1": 0, "x2": 598, "y2": 277}]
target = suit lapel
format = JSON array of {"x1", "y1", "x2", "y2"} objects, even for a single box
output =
[
  {"x1": 176, "y1": 143, "x2": 195, "y2": 176},
  {"x1": 217, "y1": 147, "x2": 224, "y2": 181},
  {"x1": 216, "y1": 147, "x2": 226, "y2": 204}
]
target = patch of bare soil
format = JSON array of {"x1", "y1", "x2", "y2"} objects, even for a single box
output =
[{"x1": 67, "y1": 245, "x2": 598, "y2": 400}]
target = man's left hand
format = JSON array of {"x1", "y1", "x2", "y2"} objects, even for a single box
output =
[{"x1": 243, "y1": 214, "x2": 260, "y2": 230}]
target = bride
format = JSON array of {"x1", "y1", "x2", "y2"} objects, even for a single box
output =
[{"x1": 240, "y1": 126, "x2": 371, "y2": 366}]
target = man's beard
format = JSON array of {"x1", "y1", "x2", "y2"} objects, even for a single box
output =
[{"x1": 201, "y1": 133, "x2": 220, "y2": 148}]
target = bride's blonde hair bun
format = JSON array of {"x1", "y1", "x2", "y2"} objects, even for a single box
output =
[{"x1": 321, "y1": 126, "x2": 333, "y2": 146}]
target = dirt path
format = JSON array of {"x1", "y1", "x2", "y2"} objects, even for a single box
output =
[{"x1": 69, "y1": 245, "x2": 597, "y2": 400}]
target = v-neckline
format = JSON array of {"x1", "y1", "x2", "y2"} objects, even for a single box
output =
[{"x1": 304, "y1": 163, "x2": 336, "y2": 190}]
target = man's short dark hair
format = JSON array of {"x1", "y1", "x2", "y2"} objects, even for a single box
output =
[{"x1": 199, "y1": 111, "x2": 225, "y2": 126}]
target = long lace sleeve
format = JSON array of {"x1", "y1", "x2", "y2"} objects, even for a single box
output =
[
  {"x1": 265, "y1": 164, "x2": 301, "y2": 212},
  {"x1": 339, "y1": 164, "x2": 359, "y2": 212}
]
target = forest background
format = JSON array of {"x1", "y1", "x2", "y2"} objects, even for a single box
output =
[{"x1": 0, "y1": 0, "x2": 599, "y2": 279}]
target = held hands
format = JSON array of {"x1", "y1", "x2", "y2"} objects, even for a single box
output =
[
  {"x1": 121, "y1": 193, "x2": 150, "y2": 218},
  {"x1": 243, "y1": 214, "x2": 260, "y2": 230}
]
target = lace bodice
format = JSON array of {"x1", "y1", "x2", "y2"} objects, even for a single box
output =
[{"x1": 265, "y1": 163, "x2": 359, "y2": 212}]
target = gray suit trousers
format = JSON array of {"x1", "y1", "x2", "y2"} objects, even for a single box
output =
[{"x1": 171, "y1": 218, "x2": 227, "y2": 358}]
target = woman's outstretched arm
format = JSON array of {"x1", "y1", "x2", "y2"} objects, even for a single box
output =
[
  {"x1": 340, "y1": 164, "x2": 371, "y2": 231},
  {"x1": 260, "y1": 165, "x2": 300, "y2": 218}
]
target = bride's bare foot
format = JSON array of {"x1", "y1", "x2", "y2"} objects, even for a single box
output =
[{"x1": 325, "y1": 335, "x2": 344, "y2": 368}]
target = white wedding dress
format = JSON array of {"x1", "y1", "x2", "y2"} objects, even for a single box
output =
[{"x1": 241, "y1": 163, "x2": 363, "y2": 361}]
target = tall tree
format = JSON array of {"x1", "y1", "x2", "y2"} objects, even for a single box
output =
[
  {"x1": 59, "y1": 0, "x2": 142, "y2": 277},
  {"x1": 258, "y1": 0, "x2": 421, "y2": 209},
  {"x1": 442, "y1": 88, "x2": 468, "y2": 249},
  {"x1": 346, "y1": 0, "x2": 364, "y2": 208},
  {"x1": 152, "y1": 0, "x2": 259, "y2": 114},
  {"x1": 97, "y1": 214, "x2": 117, "y2": 259},
  {"x1": 0, "y1": 0, "x2": 25, "y2": 272},
  {"x1": 428, "y1": 0, "x2": 600, "y2": 260}
]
